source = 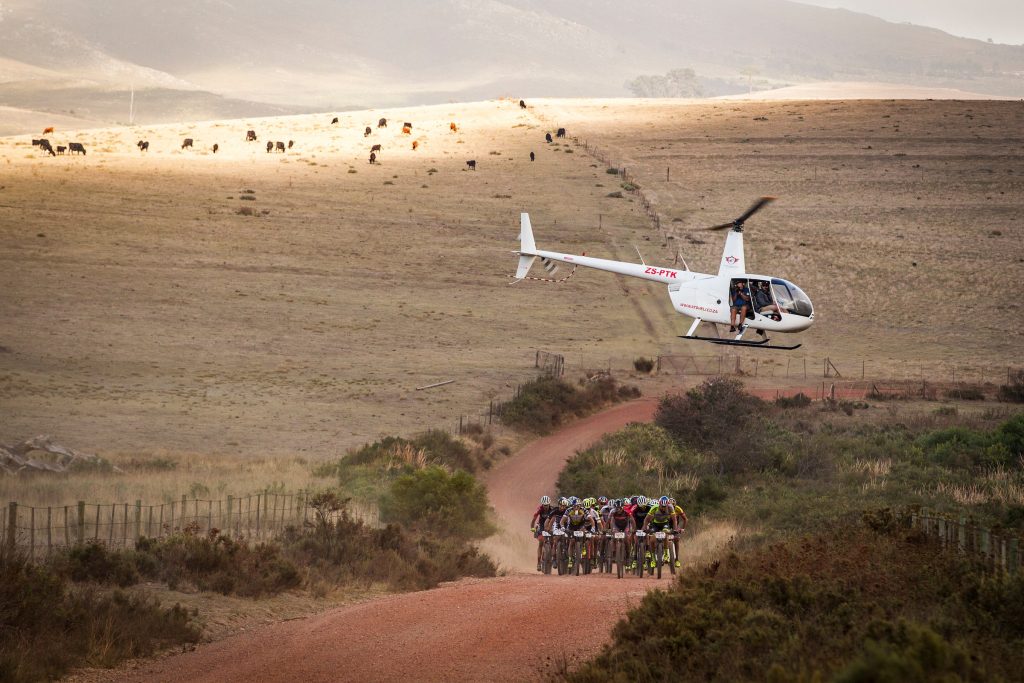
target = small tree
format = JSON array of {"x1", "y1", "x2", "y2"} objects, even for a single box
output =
[{"x1": 384, "y1": 466, "x2": 493, "y2": 540}]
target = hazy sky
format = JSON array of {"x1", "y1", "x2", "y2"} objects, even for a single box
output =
[{"x1": 795, "y1": 0, "x2": 1024, "y2": 45}]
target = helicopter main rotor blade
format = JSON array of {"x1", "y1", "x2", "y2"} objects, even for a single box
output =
[{"x1": 700, "y1": 196, "x2": 776, "y2": 231}]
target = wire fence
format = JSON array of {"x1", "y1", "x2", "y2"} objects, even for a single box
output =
[
  {"x1": 912, "y1": 508, "x2": 1021, "y2": 575},
  {"x1": 1, "y1": 492, "x2": 380, "y2": 561}
]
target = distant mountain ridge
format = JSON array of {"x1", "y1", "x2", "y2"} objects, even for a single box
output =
[{"x1": 1, "y1": 0, "x2": 1021, "y2": 130}]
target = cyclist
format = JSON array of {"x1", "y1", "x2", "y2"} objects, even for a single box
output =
[
  {"x1": 642, "y1": 496, "x2": 679, "y2": 569},
  {"x1": 545, "y1": 497, "x2": 570, "y2": 533},
  {"x1": 669, "y1": 497, "x2": 688, "y2": 568},
  {"x1": 628, "y1": 495, "x2": 652, "y2": 568},
  {"x1": 531, "y1": 495, "x2": 557, "y2": 571},
  {"x1": 560, "y1": 497, "x2": 597, "y2": 569},
  {"x1": 605, "y1": 498, "x2": 637, "y2": 569}
]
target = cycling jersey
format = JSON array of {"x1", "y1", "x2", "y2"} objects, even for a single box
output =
[
  {"x1": 561, "y1": 505, "x2": 596, "y2": 531},
  {"x1": 631, "y1": 504, "x2": 650, "y2": 528},
  {"x1": 607, "y1": 508, "x2": 633, "y2": 532}
]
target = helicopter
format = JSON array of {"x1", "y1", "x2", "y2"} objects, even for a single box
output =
[{"x1": 511, "y1": 197, "x2": 813, "y2": 350}]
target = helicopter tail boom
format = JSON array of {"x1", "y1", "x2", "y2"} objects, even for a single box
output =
[{"x1": 514, "y1": 213, "x2": 538, "y2": 279}]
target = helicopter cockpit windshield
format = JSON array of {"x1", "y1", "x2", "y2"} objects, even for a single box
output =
[{"x1": 771, "y1": 278, "x2": 813, "y2": 317}]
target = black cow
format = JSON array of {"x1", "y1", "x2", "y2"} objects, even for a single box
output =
[
  {"x1": 364, "y1": 126, "x2": 372, "y2": 137},
  {"x1": 212, "y1": 143, "x2": 219, "y2": 153},
  {"x1": 530, "y1": 151, "x2": 535, "y2": 162},
  {"x1": 519, "y1": 99, "x2": 527, "y2": 109},
  {"x1": 466, "y1": 160, "x2": 476, "y2": 170},
  {"x1": 370, "y1": 144, "x2": 382, "y2": 154},
  {"x1": 275, "y1": 141, "x2": 286, "y2": 152},
  {"x1": 31, "y1": 139, "x2": 41, "y2": 146},
  {"x1": 181, "y1": 138, "x2": 193, "y2": 149},
  {"x1": 369, "y1": 152, "x2": 377, "y2": 164},
  {"x1": 378, "y1": 118, "x2": 387, "y2": 128},
  {"x1": 545, "y1": 132, "x2": 552, "y2": 143},
  {"x1": 556, "y1": 127, "x2": 566, "y2": 138},
  {"x1": 246, "y1": 130, "x2": 257, "y2": 142},
  {"x1": 137, "y1": 140, "x2": 149, "y2": 152},
  {"x1": 287, "y1": 140, "x2": 294, "y2": 149},
  {"x1": 40, "y1": 141, "x2": 55, "y2": 156},
  {"x1": 331, "y1": 117, "x2": 339, "y2": 124},
  {"x1": 68, "y1": 142, "x2": 86, "y2": 155},
  {"x1": 266, "y1": 141, "x2": 273, "y2": 153},
  {"x1": 56, "y1": 145, "x2": 66, "y2": 155}
]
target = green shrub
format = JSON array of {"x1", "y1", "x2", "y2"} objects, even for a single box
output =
[
  {"x1": 62, "y1": 541, "x2": 140, "y2": 587},
  {"x1": 499, "y1": 375, "x2": 640, "y2": 434},
  {"x1": 606, "y1": 167, "x2": 619, "y2": 174},
  {"x1": 774, "y1": 392, "x2": 812, "y2": 408},
  {"x1": 998, "y1": 370, "x2": 1024, "y2": 402},
  {"x1": 633, "y1": 357, "x2": 655, "y2": 373},
  {"x1": 383, "y1": 466, "x2": 494, "y2": 540}
]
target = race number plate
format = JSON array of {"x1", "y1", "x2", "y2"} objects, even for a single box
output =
[
  {"x1": 655, "y1": 532, "x2": 666, "y2": 540},
  {"x1": 635, "y1": 531, "x2": 646, "y2": 538},
  {"x1": 573, "y1": 530, "x2": 585, "y2": 537},
  {"x1": 613, "y1": 532, "x2": 625, "y2": 539}
]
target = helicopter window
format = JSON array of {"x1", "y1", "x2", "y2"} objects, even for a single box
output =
[
  {"x1": 771, "y1": 278, "x2": 813, "y2": 317},
  {"x1": 749, "y1": 280, "x2": 779, "y2": 316}
]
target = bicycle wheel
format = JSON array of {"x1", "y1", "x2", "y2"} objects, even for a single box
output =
[
  {"x1": 616, "y1": 540, "x2": 624, "y2": 579},
  {"x1": 668, "y1": 538, "x2": 677, "y2": 576},
  {"x1": 542, "y1": 540, "x2": 552, "y2": 575},
  {"x1": 656, "y1": 538, "x2": 663, "y2": 579},
  {"x1": 573, "y1": 541, "x2": 582, "y2": 576}
]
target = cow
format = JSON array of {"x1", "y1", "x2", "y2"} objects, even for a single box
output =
[
  {"x1": 530, "y1": 151, "x2": 535, "y2": 162},
  {"x1": 275, "y1": 141, "x2": 286, "y2": 152},
  {"x1": 43, "y1": 126, "x2": 55, "y2": 135},
  {"x1": 545, "y1": 132, "x2": 552, "y2": 143},
  {"x1": 369, "y1": 152, "x2": 377, "y2": 164},
  {"x1": 519, "y1": 99, "x2": 527, "y2": 109},
  {"x1": 378, "y1": 118, "x2": 387, "y2": 128},
  {"x1": 450, "y1": 122, "x2": 458, "y2": 133},
  {"x1": 556, "y1": 127, "x2": 566, "y2": 138},
  {"x1": 56, "y1": 145, "x2": 66, "y2": 155},
  {"x1": 182, "y1": 138, "x2": 193, "y2": 149},
  {"x1": 287, "y1": 140, "x2": 294, "y2": 149},
  {"x1": 401, "y1": 126, "x2": 411, "y2": 135},
  {"x1": 364, "y1": 126, "x2": 372, "y2": 137},
  {"x1": 466, "y1": 160, "x2": 476, "y2": 170},
  {"x1": 137, "y1": 140, "x2": 149, "y2": 152},
  {"x1": 331, "y1": 117, "x2": 339, "y2": 124},
  {"x1": 68, "y1": 142, "x2": 86, "y2": 155},
  {"x1": 246, "y1": 130, "x2": 257, "y2": 142},
  {"x1": 31, "y1": 139, "x2": 41, "y2": 146},
  {"x1": 212, "y1": 143, "x2": 219, "y2": 153},
  {"x1": 412, "y1": 140, "x2": 419, "y2": 151},
  {"x1": 403, "y1": 122, "x2": 412, "y2": 129},
  {"x1": 370, "y1": 144, "x2": 382, "y2": 154},
  {"x1": 38, "y1": 139, "x2": 55, "y2": 156},
  {"x1": 266, "y1": 141, "x2": 273, "y2": 153}
]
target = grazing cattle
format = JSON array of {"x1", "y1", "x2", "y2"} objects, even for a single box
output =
[
  {"x1": 181, "y1": 138, "x2": 193, "y2": 149},
  {"x1": 137, "y1": 140, "x2": 149, "y2": 152},
  {"x1": 378, "y1": 118, "x2": 387, "y2": 128},
  {"x1": 401, "y1": 126, "x2": 411, "y2": 135},
  {"x1": 370, "y1": 144, "x2": 382, "y2": 154},
  {"x1": 369, "y1": 152, "x2": 377, "y2": 164},
  {"x1": 31, "y1": 139, "x2": 41, "y2": 146},
  {"x1": 519, "y1": 99, "x2": 527, "y2": 109},
  {"x1": 68, "y1": 142, "x2": 86, "y2": 155},
  {"x1": 275, "y1": 141, "x2": 286, "y2": 152},
  {"x1": 37, "y1": 139, "x2": 54, "y2": 155},
  {"x1": 466, "y1": 160, "x2": 476, "y2": 170},
  {"x1": 246, "y1": 130, "x2": 257, "y2": 142},
  {"x1": 556, "y1": 127, "x2": 566, "y2": 138},
  {"x1": 545, "y1": 132, "x2": 552, "y2": 143},
  {"x1": 266, "y1": 141, "x2": 273, "y2": 153},
  {"x1": 450, "y1": 122, "x2": 457, "y2": 133},
  {"x1": 530, "y1": 151, "x2": 535, "y2": 162},
  {"x1": 56, "y1": 145, "x2": 66, "y2": 155},
  {"x1": 287, "y1": 140, "x2": 294, "y2": 149},
  {"x1": 331, "y1": 117, "x2": 339, "y2": 124},
  {"x1": 212, "y1": 143, "x2": 219, "y2": 153},
  {"x1": 411, "y1": 140, "x2": 419, "y2": 151},
  {"x1": 364, "y1": 126, "x2": 372, "y2": 137},
  {"x1": 43, "y1": 126, "x2": 55, "y2": 135}
]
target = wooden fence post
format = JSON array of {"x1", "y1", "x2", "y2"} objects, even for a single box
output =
[
  {"x1": 77, "y1": 501, "x2": 85, "y2": 544},
  {"x1": 227, "y1": 495, "x2": 234, "y2": 535},
  {"x1": 46, "y1": 507, "x2": 52, "y2": 557},
  {"x1": 255, "y1": 493, "x2": 262, "y2": 537},
  {"x1": 122, "y1": 503, "x2": 128, "y2": 547},
  {"x1": 7, "y1": 502, "x2": 17, "y2": 551},
  {"x1": 29, "y1": 506, "x2": 35, "y2": 560},
  {"x1": 958, "y1": 514, "x2": 966, "y2": 554},
  {"x1": 182, "y1": 495, "x2": 188, "y2": 528},
  {"x1": 64, "y1": 505, "x2": 70, "y2": 547},
  {"x1": 135, "y1": 500, "x2": 142, "y2": 542},
  {"x1": 1010, "y1": 538, "x2": 1019, "y2": 575}
]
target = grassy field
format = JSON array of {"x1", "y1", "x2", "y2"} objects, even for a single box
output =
[{"x1": 1, "y1": 97, "x2": 1020, "y2": 473}]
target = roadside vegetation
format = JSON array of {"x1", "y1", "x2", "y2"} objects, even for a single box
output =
[
  {"x1": 555, "y1": 377, "x2": 1024, "y2": 681},
  {"x1": 498, "y1": 374, "x2": 641, "y2": 434}
]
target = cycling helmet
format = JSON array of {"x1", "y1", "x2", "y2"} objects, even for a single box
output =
[
  {"x1": 558, "y1": 497, "x2": 569, "y2": 507},
  {"x1": 612, "y1": 498, "x2": 622, "y2": 509},
  {"x1": 597, "y1": 496, "x2": 609, "y2": 506},
  {"x1": 669, "y1": 497, "x2": 677, "y2": 506},
  {"x1": 636, "y1": 495, "x2": 648, "y2": 507},
  {"x1": 659, "y1": 495, "x2": 670, "y2": 506},
  {"x1": 583, "y1": 497, "x2": 596, "y2": 508},
  {"x1": 569, "y1": 496, "x2": 580, "y2": 507},
  {"x1": 540, "y1": 495, "x2": 551, "y2": 506}
]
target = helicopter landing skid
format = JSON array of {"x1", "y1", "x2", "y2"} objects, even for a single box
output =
[{"x1": 678, "y1": 335, "x2": 802, "y2": 351}]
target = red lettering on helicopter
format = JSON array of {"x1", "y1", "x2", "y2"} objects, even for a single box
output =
[
  {"x1": 644, "y1": 267, "x2": 677, "y2": 278},
  {"x1": 680, "y1": 303, "x2": 718, "y2": 313}
]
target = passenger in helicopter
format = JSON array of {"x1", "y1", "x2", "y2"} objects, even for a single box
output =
[
  {"x1": 729, "y1": 280, "x2": 750, "y2": 333},
  {"x1": 752, "y1": 280, "x2": 783, "y2": 321}
]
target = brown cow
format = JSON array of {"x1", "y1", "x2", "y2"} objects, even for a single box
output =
[
  {"x1": 266, "y1": 141, "x2": 273, "y2": 153},
  {"x1": 275, "y1": 141, "x2": 286, "y2": 152},
  {"x1": 370, "y1": 144, "x2": 382, "y2": 154},
  {"x1": 402, "y1": 126, "x2": 411, "y2": 135},
  {"x1": 43, "y1": 126, "x2": 54, "y2": 135},
  {"x1": 212, "y1": 143, "x2": 219, "y2": 153},
  {"x1": 137, "y1": 140, "x2": 149, "y2": 152},
  {"x1": 450, "y1": 122, "x2": 457, "y2": 132},
  {"x1": 287, "y1": 140, "x2": 294, "y2": 149},
  {"x1": 378, "y1": 118, "x2": 387, "y2": 128},
  {"x1": 182, "y1": 138, "x2": 193, "y2": 149},
  {"x1": 364, "y1": 126, "x2": 372, "y2": 137},
  {"x1": 466, "y1": 160, "x2": 476, "y2": 170},
  {"x1": 369, "y1": 152, "x2": 377, "y2": 164},
  {"x1": 246, "y1": 130, "x2": 257, "y2": 142},
  {"x1": 56, "y1": 145, "x2": 66, "y2": 155},
  {"x1": 331, "y1": 117, "x2": 339, "y2": 124},
  {"x1": 411, "y1": 140, "x2": 419, "y2": 151},
  {"x1": 519, "y1": 99, "x2": 526, "y2": 109}
]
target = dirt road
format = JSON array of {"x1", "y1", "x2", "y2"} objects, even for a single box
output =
[{"x1": 105, "y1": 399, "x2": 664, "y2": 683}]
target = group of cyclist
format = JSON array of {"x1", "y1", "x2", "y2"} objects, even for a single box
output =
[{"x1": 530, "y1": 494, "x2": 687, "y2": 573}]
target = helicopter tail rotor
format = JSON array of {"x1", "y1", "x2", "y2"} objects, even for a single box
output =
[{"x1": 704, "y1": 196, "x2": 776, "y2": 231}]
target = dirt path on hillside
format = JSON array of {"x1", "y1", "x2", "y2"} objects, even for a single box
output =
[{"x1": 99, "y1": 400, "x2": 668, "y2": 683}]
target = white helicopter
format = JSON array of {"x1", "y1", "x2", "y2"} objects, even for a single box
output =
[{"x1": 512, "y1": 197, "x2": 813, "y2": 350}]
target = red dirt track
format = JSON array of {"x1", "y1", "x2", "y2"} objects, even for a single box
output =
[{"x1": 106, "y1": 399, "x2": 665, "y2": 683}]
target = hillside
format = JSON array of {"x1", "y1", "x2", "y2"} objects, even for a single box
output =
[{"x1": 1, "y1": 0, "x2": 1023, "y2": 132}]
